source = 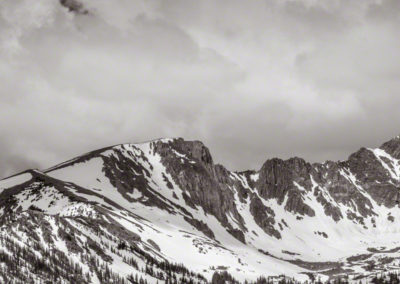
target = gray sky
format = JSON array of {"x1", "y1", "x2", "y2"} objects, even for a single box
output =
[{"x1": 1, "y1": 0, "x2": 400, "y2": 178}]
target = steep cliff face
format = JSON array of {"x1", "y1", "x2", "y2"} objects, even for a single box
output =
[
  {"x1": 152, "y1": 139, "x2": 247, "y2": 241},
  {"x1": 381, "y1": 135, "x2": 400, "y2": 159},
  {"x1": 346, "y1": 148, "x2": 399, "y2": 209},
  {"x1": 2, "y1": 135, "x2": 400, "y2": 283},
  {"x1": 257, "y1": 157, "x2": 315, "y2": 217}
]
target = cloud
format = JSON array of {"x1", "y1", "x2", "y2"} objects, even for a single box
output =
[{"x1": 0, "y1": 0, "x2": 400, "y2": 177}]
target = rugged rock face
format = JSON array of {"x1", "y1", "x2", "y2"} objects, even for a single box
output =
[
  {"x1": 381, "y1": 136, "x2": 400, "y2": 159},
  {"x1": 153, "y1": 139, "x2": 247, "y2": 240},
  {"x1": 249, "y1": 195, "x2": 281, "y2": 239},
  {"x1": 2, "y1": 135, "x2": 400, "y2": 283},
  {"x1": 257, "y1": 158, "x2": 315, "y2": 217}
]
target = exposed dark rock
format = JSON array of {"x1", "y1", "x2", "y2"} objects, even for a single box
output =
[
  {"x1": 101, "y1": 147, "x2": 176, "y2": 213},
  {"x1": 183, "y1": 216, "x2": 215, "y2": 239},
  {"x1": 313, "y1": 187, "x2": 342, "y2": 222},
  {"x1": 153, "y1": 139, "x2": 247, "y2": 235},
  {"x1": 381, "y1": 135, "x2": 400, "y2": 159},
  {"x1": 347, "y1": 253, "x2": 373, "y2": 262},
  {"x1": 249, "y1": 195, "x2": 281, "y2": 239},
  {"x1": 314, "y1": 231, "x2": 328, "y2": 238},
  {"x1": 347, "y1": 211, "x2": 365, "y2": 225},
  {"x1": 256, "y1": 157, "x2": 315, "y2": 217},
  {"x1": 227, "y1": 228, "x2": 246, "y2": 243},
  {"x1": 347, "y1": 147, "x2": 400, "y2": 208},
  {"x1": 147, "y1": 239, "x2": 161, "y2": 252}
]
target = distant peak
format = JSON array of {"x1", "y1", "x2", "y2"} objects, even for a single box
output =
[
  {"x1": 380, "y1": 134, "x2": 400, "y2": 147},
  {"x1": 379, "y1": 134, "x2": 400, "y2": 159},
  {"x1": 151, "y1": 137, "x2": 214, "y2": 166}
]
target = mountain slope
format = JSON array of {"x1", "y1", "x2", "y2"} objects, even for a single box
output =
[{"x1": 2, "y1": 136, "x2": 400, "y2": 283}]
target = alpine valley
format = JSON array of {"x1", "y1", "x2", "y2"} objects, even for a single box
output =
[{"x1": 2, "y1": 136, "x2": 400, "y2": 283}]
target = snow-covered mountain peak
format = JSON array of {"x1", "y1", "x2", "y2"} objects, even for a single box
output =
[{"x1": 3, "y1": 137, "x2": 400, "y2": 283}]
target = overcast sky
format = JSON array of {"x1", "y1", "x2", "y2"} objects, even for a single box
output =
[{"x1": 0, "y1": 0, "x2": 400, "y2": 178}]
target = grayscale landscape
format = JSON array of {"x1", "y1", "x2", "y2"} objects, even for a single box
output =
[{"x1": 1, "y1": 0, "x2": 400, "y2": 283}]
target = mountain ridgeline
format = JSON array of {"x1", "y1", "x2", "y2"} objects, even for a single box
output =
[{"x1": 2, "y1": 136, "x2": 400, "y2": 283}]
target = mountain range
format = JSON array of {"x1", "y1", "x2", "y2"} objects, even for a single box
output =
[{"x1": 2, "y1": 136, "x2": 400, "y2": 283}]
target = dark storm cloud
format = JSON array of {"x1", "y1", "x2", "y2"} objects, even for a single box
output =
[{"x1": 0, "y1": 0, "x2": 400, "y2": 178}]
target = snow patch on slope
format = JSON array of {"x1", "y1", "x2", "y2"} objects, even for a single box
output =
[{"x1": 371, "y1": 148, "x2": 400, "y2": 180}]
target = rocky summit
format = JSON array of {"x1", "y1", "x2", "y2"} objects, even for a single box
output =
[{"x1": 2, "y1": 136, "x2": 400, "y2": 283}]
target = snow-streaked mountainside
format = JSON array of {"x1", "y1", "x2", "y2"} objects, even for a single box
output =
[{"x1": 2, "y1": 136, "x2": 400, "y2": 283}]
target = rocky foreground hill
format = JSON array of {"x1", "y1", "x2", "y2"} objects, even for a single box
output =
[{"x1": 2, "y1": 136, "x2": 400, "y2": 283}]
